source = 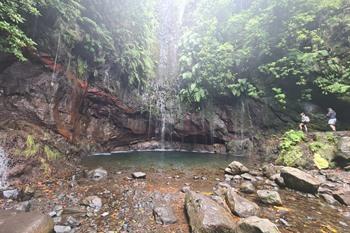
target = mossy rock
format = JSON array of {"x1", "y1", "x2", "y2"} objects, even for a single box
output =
[{"x1": 276, "y1": 131, "x2": 338, "y2": 169}]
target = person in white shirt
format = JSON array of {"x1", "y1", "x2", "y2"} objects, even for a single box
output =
[{"x1": 299, "y1": 112, "x2": 310, "y2": 132}]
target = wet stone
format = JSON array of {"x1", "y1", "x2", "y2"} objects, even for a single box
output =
[
  {"x1": 87, "y1": 167, "x2": 108, "y2": 181},
  {"x1": 132, "y1": 172, "x2": 146, "y2": 179},
  {"x1": 225, "y1": 161, "x2": 249, "y2": 175}
]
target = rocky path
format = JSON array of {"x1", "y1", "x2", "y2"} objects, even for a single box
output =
[{"x1": 1, "y1": 162, "x2": 350, "y2": 233}]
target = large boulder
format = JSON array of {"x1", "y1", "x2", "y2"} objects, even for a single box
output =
[
  {"x1": 337, "y1": 136, "x2": 350, "y2": 161},
  {"x1": 0, "y1": 210, "x2": 54, "y2": 233},
  {"x1": 225, "y1": 188, "x2": 259, "y2": 218},
  {"x1": 185, "y1": 191, "x2": 237, "y2": 233},
  {"x1": 257, "y1": 190, "x2": 282, "y2": 206},
  {"x1": 280, "y1": 167, "x2": 321, "y2": 193},
  {"x1": 225, "y1": 161, "x2": 249, "y2": 175},
  {"x1": 235, "y1": 216, "x2": 281, "y2": 233}
]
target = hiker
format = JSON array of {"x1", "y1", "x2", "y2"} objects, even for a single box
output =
[
  {"x1": 327, "y1": 108, "x2": 337, "y2": 131},
  {"x1": 299, "y1": 112, "x2": 310, "y2": 132}
]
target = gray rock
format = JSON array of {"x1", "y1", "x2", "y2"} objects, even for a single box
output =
[
  {"x1": 281, "y1": 167, "x2": 321, "y2": 193},
  {"x1": 67, "y1": 216, "x2": 80, "y2": 227},
  {"x1": 241, "y1": 173, "x2": 256, "y2": 181},
  {"x1": 262, "y1": 164, "x2": 282, "y2": 179},
  {"x1": 3, "y1": 189, "x2": 20, "y2": 200},
  {"x1": 235, "y1": 216, "x2": 281, "y2": 233},
  {"x1": 225, "y1": 161, "x2": 249, "y2": 175},
  {"x1": 240, "y1": 181, "x2": 255, "y2": 194},
  {"x1": 333, "y1": 190, "x2": 350, "y2": 206},
  {"x1": 181, "y1": 186, "x2": 191, "y2": 193},
  {"x1": 153, "y1": 206, "x2": 177, "y2": 225},
  {"x1": 185, "y1": 191, "x2": 237, "y2": 233},
  {"x1": 0, "y1": 210, "x2": 54, "y2": 233},
  {"x1": 132, "y1": 172, "x2": 146, "y2": 179},
  {"x1": 225, "y1": 188, "x2": 259, "y2": 217},
  {"x1": 82, "y1": 196, "x2": 102, "y2": 211},
  {"x1": 87, "y1": 168, "x2": 108, "y2": 181},
  {"x1": 257, "y1": 190, "x2": 282, "y2": 206},
  {"x1": 320, "y1": 193, "x2": 339, "y2": 205},
  {"x1": 337, "y1": 136, "x2": 350, "y2": 160},
  {"x1": 14, "y1": 201, "x2": 31, "y2": 212},
  {"x1": 54, "y1": 225, "x2": 71, "y2": 233}
]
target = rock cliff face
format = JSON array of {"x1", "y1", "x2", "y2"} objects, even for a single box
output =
[{"x1": 0, "y1": 54, "x2": 293, "y2": 155}]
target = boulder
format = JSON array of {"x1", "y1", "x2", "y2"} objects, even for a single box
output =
[
  {"x1": 257, "y1": 190, "x2": 282, "y2": 206},
  {"x1": 0, "y1": 210, "x2": 54, "y2": 233},
  {"x1": 240, "y1": 182, "x2": 255, "y2": 194},
  {"x1": 225, "y1": 161, "x2": 249, "y2": 175},
  {"x1": 153, "y1": 206, "x2": 177, "y2": 225},
  {"x1": 87, "y1": 168, "x2": 108, "y2": 181},
  {"x1": 132, "y1": 172, "x2": 146, "y2": 179},
  {"x1": 280, "y1": 167, "x2": 321, "y2": 193},
  {"x1": 185, "y1": 191, "x2": 237, "y2": 233},
  {"x1": 225, "y1": 188, "x2": 259, "y2": 218},
  {"x1": 235, "y1": 216, "x2": 281, "y2": 233},
  {"x1": 337, "y1": 136, "x2": 350, "y2": 161}
]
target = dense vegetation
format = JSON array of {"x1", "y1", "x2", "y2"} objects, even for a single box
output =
[
  {"x1": 0, "y1": 0, "x2": 156, "y2": 88},
  {"x1": 1, "y1": 0, "x2": 350, "y2": 109},
  {"x1": 179, "y1": 0, "x2": 350, "y2": 108}
]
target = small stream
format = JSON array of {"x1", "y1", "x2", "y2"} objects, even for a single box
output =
[{"x1": 82, "y1": 151, "x2": 350, "y2": 233}]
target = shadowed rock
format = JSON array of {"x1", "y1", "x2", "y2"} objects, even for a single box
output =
[
  {"x1": 87, "y1": 167, "x2": 108, "y2": 181},
  {"x1": 0, "y1": 210, "x2": 54, "y2": 233},
  {"x1": 281, "y1": 167, "x2": 321, "y2": 193},
  {"x1": 185, "y1": 191, "x2": 237, "y2": 233}
]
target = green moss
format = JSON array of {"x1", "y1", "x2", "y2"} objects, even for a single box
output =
[
  {"x1": 276, "y1": 146, "x2": 304, "y2": 166},
  {"x1": 24, "y1": 135, "x2": 39, "y2": 158},
  {"x1": 44, "y1": 146, "x2": 62, "y2": 161},
  {"x1": 276, "y1": 130, "x2": 305, "y2": 166},
  {"x1": 314, "y1": 153, "x2": 329, "y2": 169}
]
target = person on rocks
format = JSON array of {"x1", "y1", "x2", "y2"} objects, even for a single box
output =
[
  {"x1": 299, "y1": 112, "x2": 310, "y2": 132},
  {"x1": 327, "y1": 108, "x2": 337, "y2": 131}
]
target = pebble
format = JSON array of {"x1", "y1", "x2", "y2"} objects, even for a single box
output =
[
  {"x1": 101, "y1": 212, "x2": 109, "y2": 217},
  {"x1": 54, "y1": 225, "x2": 71, "y2": 233},
  {"x1": 279, "y1": 218, "x2": 290, "y2": 227}
]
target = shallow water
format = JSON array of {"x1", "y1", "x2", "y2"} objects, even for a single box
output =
[{"x1": 83, "y1": 151, "x2": 250, "y2": 172}]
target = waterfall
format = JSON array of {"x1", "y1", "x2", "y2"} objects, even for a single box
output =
[
  {"x1": 0, "y1": 147, "x2": 8, "y2": 189},
  {"x1": 152, "y1": 0, "x2": 188, "y2": 149}
]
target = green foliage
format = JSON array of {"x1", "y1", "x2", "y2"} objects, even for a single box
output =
[
  {"x1": 179, "y1": 0, "x2": 350, "y2": 107},
  {"x1": 279, "y1": 130, "x2": 305, "y2": 151},
  {"x1": 24, "y1": 135, "x2": 39, "y2": 158},
  {"x1": 0, "y1": 0, "x2": 41, "y2": 60},
  {"x1": 44, "y1": 145, "x2": 62, "y2": 160},
  {"x1": 276, "y1": 130, "x2": 305, "y2": 166}
]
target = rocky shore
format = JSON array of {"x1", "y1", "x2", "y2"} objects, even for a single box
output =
[{"x1": 1, "y1": 160, "x2": 349, "y2": 233}]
